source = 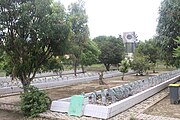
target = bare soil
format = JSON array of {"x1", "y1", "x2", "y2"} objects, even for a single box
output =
[
  {"x1": 0, "y1": 110, "x2": 23, "y2": 120},
  {"x1": 46, "y1": 74, "x2": 156, "y2": 100},
  {"x1": 0, "y1": 72, "x2": 170, "y2": 120}
]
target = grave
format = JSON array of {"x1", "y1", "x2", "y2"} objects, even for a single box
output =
[{"x1": 50, "y1": 70, "x2": 180, "y2": 119}]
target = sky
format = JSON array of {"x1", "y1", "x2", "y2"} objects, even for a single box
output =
[{"x1": 57, "y1": 0, "x2": 162, "y2": 41}]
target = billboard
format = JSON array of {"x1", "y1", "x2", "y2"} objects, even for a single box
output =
[{"x1": 123, "y1": 32, "x2": 138, "y2": 43}]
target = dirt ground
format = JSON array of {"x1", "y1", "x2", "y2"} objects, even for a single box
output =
[
  {"x1": 0, "y1": 110, "x2": 24, "y2": 120},
  {"x1": 46, "y1": 74, "x2": 156, "y2": 100},
  {"x1": 0, "y1": 72, "x2": 171, "y2": 120},
  {"x1": 144, "y1": 95, "x2": 180, "y2": 119}
]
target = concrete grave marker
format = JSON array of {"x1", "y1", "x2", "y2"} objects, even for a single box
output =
[{"x1": 68, "y1": 95, "x2": 84, "y2": 117}]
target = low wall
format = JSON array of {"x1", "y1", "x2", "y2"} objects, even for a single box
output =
[
  {"x1": 0, "y1": 71, "x2": 130, "y2": 95},
  {"x1": 50, "y1": 74, "x2": 180, "y2": 119}
]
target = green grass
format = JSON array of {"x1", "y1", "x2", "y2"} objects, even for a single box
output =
[
  {"x1": 85, "y1": 64, "x2": 106, "y2": 72},
  {"x1": 155, "y1": 62, "x2": 176, "y2": 71},
  {"x1": 85, "y1": 64, "x2": 118, "y2": 72}
]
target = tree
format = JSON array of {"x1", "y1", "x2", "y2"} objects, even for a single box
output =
[
  {"x1": 135, "y1": 39, "x2": 159, "y2": 73},
  {"x1": 80, "y1": 40, "x2": 100, "y2": 72},
  {"x1": 173, "y1": 36, "x2": 180, "y2": 58},
  {"x1": 156, "y1": 0, "x2": 180, "y2": 67},
  {"x1": 43, "y1": 56, "x2": 64, "y2": 77},
  {"x1": 0, "y1": 52, "x2": 13, "y2": 77},
  {"x1": 68, "y1": 0, "x2": 89, "y2": 76},
  {"x1": 93, "y1": 36, "x2": 125, "y2": 71},
  {"x1": 0, "y1": 48, "x2": 4, "y2": 70},
  {"x1": 0, "y1": 0, "x2": 70, "y2": 91},
  {"x1": 119, "y1": 59, "x2": 130, "y2": 80},
  {"x1": 131, "y1": 53, "x2": 149, "y2": 76}
]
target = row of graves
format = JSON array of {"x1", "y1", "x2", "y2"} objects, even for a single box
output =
[
  {"x1": 0, "y1": 71, "x2": 121, "y2": 95},
  {"x1": 50, "y1": 70, "x2": 180, "y2": 119}
]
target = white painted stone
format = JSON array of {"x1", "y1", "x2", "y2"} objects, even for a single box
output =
[
  {"x1": 50, "y1": 75, "x2": 180, "y2": 119},
  {"x1": 84, "y1": 104, "x2": 110, "y2": 119},
  {"x1": 50, "y1": 101, "x2": 70, "y2": 112}
]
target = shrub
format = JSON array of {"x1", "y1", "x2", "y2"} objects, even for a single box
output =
[{"x1": 20, "y1": 85, "x2": 51, "y2": 117}]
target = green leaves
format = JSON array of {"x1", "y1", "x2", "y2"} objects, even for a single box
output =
[
  {"x1": 93, "y1": 36, "x2": 125, "y2": 70},
  {"x1": 80, "y1": 40, "x2": 100, "y2": 66},
  {"x1": 173, "y1": 36, "x2": 180, "y2": 67},
  {"x1": 173, "y1": 36, "x2": 180, "y2": 58},
  {"x1": 131, "y1": 54, "x2": 149, "y2": 75},
  {"x1": 119, "y1": 59, "x2": 130, "y2": 74},
  {"x1": 0, "y1": 0, "x2": 70, "y2": 87},
  {"x1": 156, "y1": 0, "x2": 180, "y2": 67},
  {"x1": 20, "y1": 86, "x2": 51, "y2": 117}
]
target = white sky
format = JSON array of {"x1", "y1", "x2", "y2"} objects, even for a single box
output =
[{"x1": 57, "y1": 0, "x2": 162, "y2": 41}]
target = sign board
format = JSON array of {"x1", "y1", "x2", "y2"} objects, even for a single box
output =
[{"x1": 68, "y1": 95, "x2": 84, "y2": 117}]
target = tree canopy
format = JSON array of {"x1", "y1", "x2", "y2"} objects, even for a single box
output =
[
  {"x1": 67, "y1": 0, "x2": 89, "y2": 75},
  {"x1": 156, "y1": 0, "x2": 180, "y2": 67},
  {"x1": 93, "y1": 36, "x2": 125, "y2": 71},
  {"x1": 0, "y1": 0, "x2": 70, "y2": 90},
  {"x1": 173, "y1": 36, "x2": 180, "y2": 58},
  {"x1": 135, "y1": 39, "x2": 159, "y2": 72},
  {"x1": 119, "y1": 59, "x2": 130, "y2": 80},
  {"x1": 131, "y1": 53, "x2": 149, "y2": 75},
  {"x1": 80, "y1": 40, "x2": 100, "y2": 66}
]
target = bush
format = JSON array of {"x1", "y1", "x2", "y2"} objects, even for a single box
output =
[
  {"x1": 20, "y1": 85, "x2": 51, "y2": 117},
  {"x1": 131, "y1": 55, "x2": 149, "y2": 75}
]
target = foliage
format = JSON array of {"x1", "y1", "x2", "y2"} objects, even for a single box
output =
[
  {"x1": 0, "y1": 0, "x2": 70, "y2": 90},
  {"x1": 173, "y1": 36, "x2": 180, "y2": 67},
  {"x1": 173, "y1": 36, "x2": 180, "y2": 57},
  {"x1": 131, "y1": 53, "x2": 149, "y2": 75},
  {"x1": 135, "y1": 39, "x2": 159, "y2": 72},
  {"x1": 0, "y1": 50, "x2": 13, "y2": 76},
  {"x1": 156, "y1": 0, "x2": 180, "y2": 67},
  {"x1": 93, "y1": 36, "x2": 125, "y2": 71},
  {"x1": 80, "y1": 40, "x2": 100, "y2": 66},
  {"x1": 119, "y1": 59, "x2": 130, "y2": 80},
  {"x1": 20, "y1": 86, "x2": 51, "y2": 117},
  {"x1": 68, "y1": 0, "x2": 89, "y2": 75},
  {"x1": 43, "y1": 56, "x2": 64, "y2": 76},
  {"x1": 0, "y1": 53, "x2": 15, "y2": 76},
  {"x1": 0, "y1": 49, "x2": 5, "y2": 71}
]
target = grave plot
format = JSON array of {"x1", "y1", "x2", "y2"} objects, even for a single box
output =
[
  {"x1": 0, "y1": 71, "x2": 125, "y2": 95},
  {"x1": 50, "y1": 70, "x2": 180, "y2": 119}
]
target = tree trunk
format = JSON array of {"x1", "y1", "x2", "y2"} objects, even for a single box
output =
[
  {"x1": 59, "y1": 71, "x2": 62, "y2": 77},
  {"x1": 21, "y1": 78, "x2": 31, "y2": 92},
  {"x1": 98, "y1": 71, "x2": 107, "y2": 85},
  {"x1": 74, "y1": 61, "x2": 77, "y2": 76},
  {"x1": 104, "y1": 64, "x2": 110, "y2": 71},
  {"x1": 153, "y1": 63, "x2": 156, "y2": 73},
  {"x1": 81, "y1": 64, "x2": 85, "y2": 73},
  {"x1": 121, "y1": 73, "x2": 124, "y2": 80}
]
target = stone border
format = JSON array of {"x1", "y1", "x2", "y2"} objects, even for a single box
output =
[
  {"x1": 50, "y1": 75, "x2": 180, "y2": 119},
  {"x1": 0, "y1": 71, "x2": 129, "y2": 95}
]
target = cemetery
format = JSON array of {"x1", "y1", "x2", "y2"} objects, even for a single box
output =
[
  {"x1": 0, "y1": 0, "x2": 179, "y2": 119},
  {"x1": 0, "y1": 70, "x2": 130, "y2": 95},
  {"x1": 50, "y1": 70, "x2": 180, "y2": 119},
  {"x1": 0, "y1": 68, "x2": 180, "y2": 119}
]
